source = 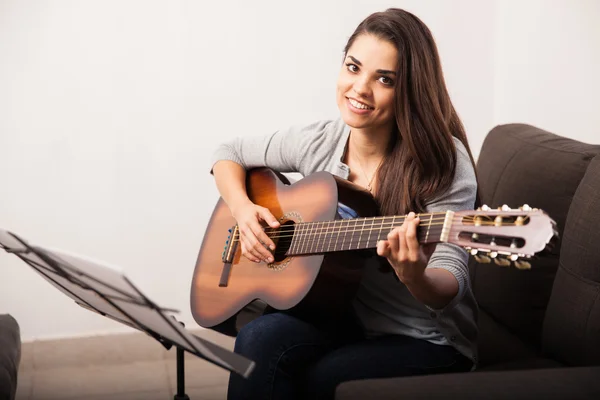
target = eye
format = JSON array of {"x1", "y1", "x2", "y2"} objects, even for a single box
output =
[
  {"x1": 345, "y1": 63, "x2": 359, "y2": 73},
  {"x1": 379, "y1": 76, "x2": 394, "y2": 86}
]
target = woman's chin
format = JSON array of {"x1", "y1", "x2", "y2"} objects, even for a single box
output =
[{"x1": 339, "y1": 108, "x2": 364, "y2": 127}]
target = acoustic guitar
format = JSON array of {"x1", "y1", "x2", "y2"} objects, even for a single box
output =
[{"x1": 190, "y1": 168, "x2": 557, "y2": 328}]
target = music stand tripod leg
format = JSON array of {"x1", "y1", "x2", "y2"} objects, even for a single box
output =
[
  {"x1": 174, "y1": 346, "x2": 190, "y2": 400},
  {"x1": 174, "y1": 321, "x2": 190, "y2": 400}
]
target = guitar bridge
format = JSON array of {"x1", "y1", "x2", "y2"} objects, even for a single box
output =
[
  {"x1": 219, "y1": 225, "x2": 239, "y2": 287},
  {"x1": 221, "y1": 225, "x2": 239, "y2": 263}
]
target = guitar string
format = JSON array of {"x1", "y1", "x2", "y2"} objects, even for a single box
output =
[
  {"x1": 228, "y1": 216, "x2": 529, "y2": 243},
  {"x1": 230, "y1": 217, "x2": 528, "y2": 242},
  {"x1": 231, "y1": 214, "x2": 519, "y2": 237}
]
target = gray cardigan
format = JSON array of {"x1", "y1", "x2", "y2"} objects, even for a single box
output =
[{"x1": 211, "y1": 118, "x2": 479, "y2": 366}]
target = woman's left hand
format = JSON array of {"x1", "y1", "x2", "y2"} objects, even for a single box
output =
[{"x1": 376, "y1": 212, "x2": 436, "y2": 284}]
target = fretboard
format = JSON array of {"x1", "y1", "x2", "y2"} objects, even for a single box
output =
[{"x1": 285, "y1": 212, "x2": 448, "y2": 256}]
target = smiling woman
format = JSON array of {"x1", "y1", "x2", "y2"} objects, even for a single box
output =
[{"x1": 208, "y1": 7, "x2": 480, "y2": 400}]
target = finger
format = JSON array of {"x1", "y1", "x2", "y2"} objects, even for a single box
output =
[
  {"x1": 405, "y1": 213, "x2": 420, "y2": 261},
  {"x1": 255, "y1": 219, "x2": 277, "y2": 251},
  {"x1": 248, "y1": 221, "x2": 275, "y2": 262},
  {"x1": 259, "y1": 207, "x2": 280, "y2": 229},
  {"x1": 240, "y1": 242, "x2": 260, "y2": 263},
  {"x1": 240, "y1": 230, "x2": 262, "y2": 262},
  {"x1": 377, "y1": 240, "x2": 391, "y2": 257},
  {"x1": 239, "y1": 225, "x2": 265, "y2": 262},
  {"x1": 387, "y1": 228, "x2": 400, "y2": 255},
  {"x1": 398, "y1": 223, "x2": 409, "y2": 262}
]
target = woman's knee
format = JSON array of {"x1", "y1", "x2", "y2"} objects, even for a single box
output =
[
  {"x1": 234, "y1": 313, "x2": 277, "y2": 356},
  {"x1": 234, "y1": 312, "x2": 331, "y2": 362}
]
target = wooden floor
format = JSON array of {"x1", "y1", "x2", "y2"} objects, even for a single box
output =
[{"x1": 16, "y1": 329, "x2": 236, "y2": 400}]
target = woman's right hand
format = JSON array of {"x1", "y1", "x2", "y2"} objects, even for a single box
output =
[{"x1": 231, "y1": 201, "x2": 280, "y2": 263}]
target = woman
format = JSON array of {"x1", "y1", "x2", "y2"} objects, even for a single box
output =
[{"x1": 211, "y1": 8, "x2": 479, "y2": 400}]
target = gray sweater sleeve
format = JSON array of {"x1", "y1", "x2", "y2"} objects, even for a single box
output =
[
  {"x1": 210, "y1": 120, "x2": 336, "y2": 175},
  {"x1": 424, "y1": 139, "x2": 478, "y2": 311}
]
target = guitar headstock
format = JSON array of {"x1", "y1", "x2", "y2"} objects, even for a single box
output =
[{"x1": 449, "y1": 204, "x2": 558, "y2": 269}]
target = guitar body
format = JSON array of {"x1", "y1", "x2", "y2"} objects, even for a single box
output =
[{"x1": 190, "y1": 168, "x2": 378, "y2": 328}]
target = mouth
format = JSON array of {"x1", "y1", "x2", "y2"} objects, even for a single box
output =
[{"x1": 347, "y1": 97, "x2": 374, "y2": 110}]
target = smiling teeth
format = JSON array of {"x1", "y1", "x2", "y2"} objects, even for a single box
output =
[{"x1": 349, "y1": 98, "x2": 371, "y2": 110}]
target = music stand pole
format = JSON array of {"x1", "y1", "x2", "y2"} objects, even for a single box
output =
[{"x1": 175, "y1": 322, "x2": 190, "y2": 400}]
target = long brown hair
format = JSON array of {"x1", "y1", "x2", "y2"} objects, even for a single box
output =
[{"x1": 344, "y1": 8, "x2": 479, "y2": 215}]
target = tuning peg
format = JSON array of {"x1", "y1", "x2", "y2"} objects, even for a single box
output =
[
  {"x1": 520, "y1": 204, "x2": 531, "y2": 211},
  {"x1": 481, "y1": 205, "x2": 491, "y2": 211},
  {"x1": 494, "y1": 257, "x2": 511, "y2": 267},
  {"x1": 516, "y1": 216, "x2": 525, "y2": 226},
  {"x1": 514, "y1": 260, "x2": 532, "y2": 270},
  {"x1": 501, "y1": 204, "x2": 511, "y2": 211},
  {"x1": 474, "y1": 254, "x2": 491, "y2": 264}
]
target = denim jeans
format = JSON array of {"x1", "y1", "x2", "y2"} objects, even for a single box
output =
[{"x1": 227, "y1": 311, "x2": 472, "y2": 400}]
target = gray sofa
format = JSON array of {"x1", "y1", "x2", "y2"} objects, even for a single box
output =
[
  {"x1": 0, "y1": 314, "x2": 21, "y2": 400},
  {"x1": 336, "y1": 124, "x2": 600, "y2": 398}
]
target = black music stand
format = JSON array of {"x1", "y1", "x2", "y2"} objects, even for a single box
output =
[{"x1": 0, "y1": 228, "x2": 255, "y2": 400}]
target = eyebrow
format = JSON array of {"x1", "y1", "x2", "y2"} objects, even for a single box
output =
[{"x1": 347, "y1": 55, "x2": 396, "y2": 76}]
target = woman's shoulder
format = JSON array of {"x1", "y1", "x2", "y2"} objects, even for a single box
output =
[
  {"x1": 287, "y1": 117, "x2": 347, "y2": 140},
  {"x1": 451, "y1": 136, "x2": 476, "y2": 179}
]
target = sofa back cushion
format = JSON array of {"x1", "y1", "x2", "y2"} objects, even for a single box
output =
[
  {"x1": 471, "y1": 124, "x2": 600, "y2": 348},
  {"x1": 542, "y1": 155, "x2": 600, "y2": 365}
]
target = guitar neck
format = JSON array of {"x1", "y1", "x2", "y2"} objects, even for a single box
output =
[{"x1": 282, "y1": 211, "x2": 451, "y2": 256}]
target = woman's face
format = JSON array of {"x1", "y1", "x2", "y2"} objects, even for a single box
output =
[{"x1": 337, "y1": 34, "x2": 398, "y2": 133}]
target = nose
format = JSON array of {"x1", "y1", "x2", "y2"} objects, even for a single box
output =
[{"x1": 352, "y1": 76, "x2": 372, "y2": 98}]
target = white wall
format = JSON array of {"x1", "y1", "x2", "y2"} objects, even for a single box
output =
[
  {"x1": 0, "y1": 0, "x2": 594, "y2": 342},
  {"x1": 493, "y1": 0, "x2": 600, "y2": 144}
]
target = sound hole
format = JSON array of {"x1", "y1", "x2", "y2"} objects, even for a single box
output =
[{"x1": 271, "y1": 220, "x2": 295, "y2": 262}]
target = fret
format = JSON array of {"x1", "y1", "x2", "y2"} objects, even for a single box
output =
[
  {"x1": 377, "y1": 216, "x2": 385, "y2": 244},
  {"x1": 318, "y1": 221, "x2": 327, "y2": 253},
  {"x1": 293, "y1": 223, "x2": 303, "y2": 255},
  {"x1": 425, "y1": 213, "x2": 433, "y2": 243},
  {"x1": 304, "y1": 222, "x2": 312, "y2": 254},
  {"x1": 304, "y1": 222, "x2": 311, "y2": 254},
  {"x1": 323, "y1": 221, "x2": 335, "y2": 251},
  {"x1": 297, "y1": 222, "x2": 304, "y2": 255},
  {"x1": 333, "y1": 219, "x2": 341, "y2": 252},
  {"x1": 341, "y1": 219, "x2": 348, "y2": 251},
  {"x1": 348, "y1": 219, "x2": 358, "y2": 250},
  {"x1": 314, "y1": 221, "x2": 321, "y2": 253},
  {"x1": 357, "y1": 218, "x2": 365, "y2": 250},
  {"x1": 352, "y1": 218, "x2": 364, "y2": 250},
  {"x1": 323, "y1": 221, "x2": 330, "y2": 253},
  {"x1": 331, "y1": 221, "x2": 337, "y2": 251},
  {"x1": 287, "y1": 225, "x2": 296, "y2": 255},
  {"x1": 366, "y1": 217, "x2": 375, "y2": 248},
  {"x1": 299, "y1": 223, "x2": 307, "y2": 254}
]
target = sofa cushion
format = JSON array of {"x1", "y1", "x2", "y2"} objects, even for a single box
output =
[
  {"x1": 470, "y1": 124, "x2": 600, "y2": 347},
  {"x1": 477, "y1": 357, "x2": 562, "y2": 371},
  {"x1": 0, "y1": 314, "x2": 21, "y2": 400},
  {"x1": 475, "y1": 309, "x2": 537, "y2": 367},
  {"x1": 542, "y1": 156, "x2": 600, "y2": 366},
  {"x1": 335, "y1": 366, "x2": 600, "y2": 400}
]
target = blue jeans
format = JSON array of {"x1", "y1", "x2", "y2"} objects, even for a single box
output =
[{"x1": 227, "y1": 311, "x2": 472, "y2": 400}]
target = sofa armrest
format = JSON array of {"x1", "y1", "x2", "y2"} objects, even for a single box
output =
[
  {"x1": 335, "y1": 366, "x2": 600, "y2": 400},
  {"x1": 0, "y1": 314, "x2": 21, "y2": 400}
]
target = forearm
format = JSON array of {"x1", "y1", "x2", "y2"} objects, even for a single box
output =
[
  {"x1": 402, "y1": 268, "x2": 459, "y2": 310},
  {"x1": 212, "y1": 160, "x2": 253, "y2": 213}
]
